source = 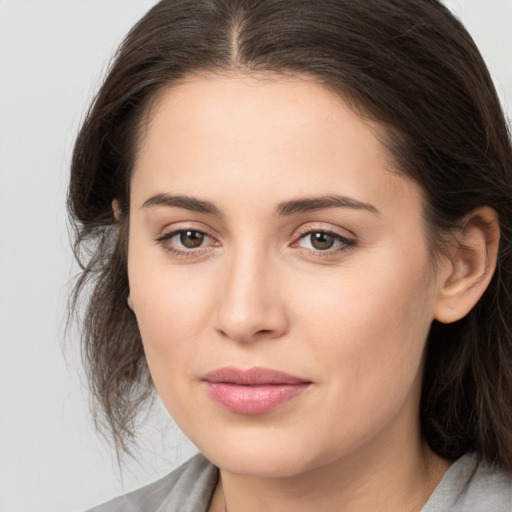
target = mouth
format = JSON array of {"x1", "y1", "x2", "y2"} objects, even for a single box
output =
[{"x1": 201, "y1": 366, "x2": 312, "y2": 415}]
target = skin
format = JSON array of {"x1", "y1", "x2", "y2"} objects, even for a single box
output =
[{"x1": 124, "y1": 74, "x2": 496, "y2": 511}]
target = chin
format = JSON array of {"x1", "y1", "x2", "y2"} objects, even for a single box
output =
[
  {"x1": 191, "y1": 426, "x2": 332, "y2": 478},
  {"x1": 208, "y1": 449, "x2": 316, "y2": 478}
]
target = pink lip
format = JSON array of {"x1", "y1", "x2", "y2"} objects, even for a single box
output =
[{"x1": 201, "y1": 367, "x2": 312, "y2": 415}]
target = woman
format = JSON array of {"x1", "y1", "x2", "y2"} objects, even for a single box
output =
[{"x1": 69, "y1": 0, "x2": 512, "y2": 510}]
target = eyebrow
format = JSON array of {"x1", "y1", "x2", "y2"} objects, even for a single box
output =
[
  {"x1": 142, "y1": 193, "x2": 223, "y2": 216},
  {"x1": 141, "y1": 193, "x2": 379, "y2": 217},
  {"x1": 274, "y1": 195, "x2": 380, "y2": 217}
]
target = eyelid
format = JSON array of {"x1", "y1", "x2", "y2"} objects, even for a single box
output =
[
  {"x1": 294, "y1": 223, "x2": 355, "y2": 240},
  {"x1": 157, "y1": 228, "x2": 214, "y2": 244},
  {"x1": 156, "y1": 220, "x2": 218, "y2": 241}
]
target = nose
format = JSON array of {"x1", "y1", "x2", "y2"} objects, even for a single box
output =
[{"x1": 214, "y1": 247, "x2": 288, "y2": 343}]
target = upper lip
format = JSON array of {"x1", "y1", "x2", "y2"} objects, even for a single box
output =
[{"x1": 202, "y1": 366, "x2": 310, "y2": 385}]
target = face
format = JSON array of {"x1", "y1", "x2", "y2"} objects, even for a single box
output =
[{"x1": 127, "y1": 74, "x2": 442, "y2": 478}]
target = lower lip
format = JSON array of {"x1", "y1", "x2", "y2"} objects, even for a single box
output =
[{"x1": 203, "y1": 382, "x2": 310, "y2": 415}]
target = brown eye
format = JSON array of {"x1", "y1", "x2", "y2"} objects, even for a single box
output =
[
  {"x1": 309, "y1": 232, "x2": 335, "y2": 250},
  {"x1": 179, "y1": 230, "x2": 205, "y2": 248},
  {"x1": 294, "y1": 229, "x2": 355, "y2": 254},
  {"x1": 157, "y1": 227, "x2": 218, "y2": 256}
]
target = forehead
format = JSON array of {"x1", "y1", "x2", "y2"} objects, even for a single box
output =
[
  {"x1": 131, "y1": 73, "x2": 421, "y2": 218},
  {"x1": 137, "y1": 72, "x2": 384, "y2": 157}
]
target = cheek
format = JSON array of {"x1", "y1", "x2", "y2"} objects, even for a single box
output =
[
  {"x1": 127, "y1": 241, "x2": 218, "y2": 387},
  {"x1": 129, "y1": 276, "x2": 215, "y2": 426},
  {"x1": 293, "y1": 256, "x2": 434, "y2": 411}
]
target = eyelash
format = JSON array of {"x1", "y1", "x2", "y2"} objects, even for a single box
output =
[
  {"x1": 155, "y1": 227, "x2": 356, "y2": 258},
  {"x1": 292, "y1": 227, "x2": 356, "y2": 257},
  {"x1": 155, "y1": 228, "x2": 217, "y2": 257}
]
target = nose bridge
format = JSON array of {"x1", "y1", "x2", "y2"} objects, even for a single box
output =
[{"x1": 215, "y1": 238, "x2": 287, "y2": 342}]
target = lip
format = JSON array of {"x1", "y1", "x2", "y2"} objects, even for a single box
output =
[{"x1": 201, "y1": 366, "x2": 312, "y2": 415}]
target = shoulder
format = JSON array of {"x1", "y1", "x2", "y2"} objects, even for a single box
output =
[
  {"x1": 423, "y1": 452, "x2": 512, "y2": 512},
  {"x1": 85, "y1": 453, "x2": 218, "y2": 512}
]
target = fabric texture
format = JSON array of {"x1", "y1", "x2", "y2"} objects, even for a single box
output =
[
  {"x1": 85, "y1": 454, "x2": 217, "y2": 512},
  {"x1": 421, "y1": 453, "x2": 512, "y2": 511},
  {"x1": 86, "y1": 452, "x2": 511, "y2": 512}
]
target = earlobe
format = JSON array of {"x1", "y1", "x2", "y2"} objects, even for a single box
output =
[
  {"x1": 434, "y1": 207, "x2": 500, "y2": 324},
  {"x1": 112, "y1": 199, "x2": 121, "y2": 221}
]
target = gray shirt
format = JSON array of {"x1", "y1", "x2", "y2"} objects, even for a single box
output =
[{"x1": 87, "y1": 452, "x2": 512, "y2": 511}]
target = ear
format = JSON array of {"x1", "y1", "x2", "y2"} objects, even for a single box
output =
[
  {"x1": 434, "y1": 207, "x2": 500, "y2": 324},
  {"x1": 112, "y1": 199, "x2": 121, "y2": 221}
]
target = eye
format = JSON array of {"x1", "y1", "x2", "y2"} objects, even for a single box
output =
[
  {"x1": 156, "y1": 228, "x2": 218, "y2": 255},
  {"x1": 175, "y1": 230, "x2": 207, "y2": 249},
  {"x1": 293, "y1": 229, "x2": 355, "y2": 254},
  {"x1": 302, "y1": 231, "x2": 338, "y2": 250}
]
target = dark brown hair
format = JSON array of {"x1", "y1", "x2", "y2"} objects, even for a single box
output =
[{"x1": 69, "y1": 0, "x2": 512, "y2": 465}]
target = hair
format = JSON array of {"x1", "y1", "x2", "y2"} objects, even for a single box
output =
[{"x1": 68, "y1": 0, "x2": 512, "y2": 465}]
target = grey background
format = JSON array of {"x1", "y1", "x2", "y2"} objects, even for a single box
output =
[{"x1": 0, "y1": 1, "x2": 511, "y2": 510}]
